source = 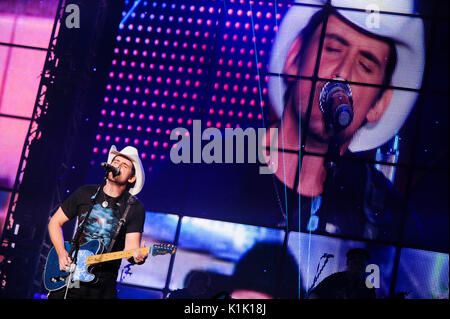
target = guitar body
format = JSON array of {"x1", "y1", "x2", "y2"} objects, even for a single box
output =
[
  {"x1": 43, "y1": 240, "x2": 104, "y2": 291},
  {"x1": 43, "y1": 240, "x2": 176, "y2": 292}
]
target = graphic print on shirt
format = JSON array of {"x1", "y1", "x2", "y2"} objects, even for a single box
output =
[{"x1": 79, "y1": 203, "x2": 119, "y2": 249}]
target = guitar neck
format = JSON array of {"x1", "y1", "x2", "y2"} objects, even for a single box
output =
[{"x1": 86, "y1": 247, "x2": 150, "y2": 265}]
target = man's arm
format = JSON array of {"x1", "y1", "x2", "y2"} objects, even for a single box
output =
[
  {"x1": 124, "y1": 232, "x2": 148, "y2": 264},
  {"x1": 48, "y1": 207, "x2": 72, "y2": 271}
]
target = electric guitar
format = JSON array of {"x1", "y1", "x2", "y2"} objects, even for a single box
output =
[{"x1": 43, "y1": 239, "x2": 176, "y2": 291}]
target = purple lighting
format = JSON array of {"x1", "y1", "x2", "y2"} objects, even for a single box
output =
[{"x1": 92, "y1": 0, "x2": 278, "y2": 172}]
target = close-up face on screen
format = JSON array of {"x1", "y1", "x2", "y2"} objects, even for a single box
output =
[{"x1": 0, "y1": 0, "x2": 447, "y2": 302}]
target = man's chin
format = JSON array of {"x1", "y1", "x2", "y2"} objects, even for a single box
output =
[
  {"x1": 300, "y1": 119, "x2": 329, "y2": 143},
  {"x1": 107, "y1": 176, "x2": 127, "y2": 186},
  {"x1": 301, "y1": 123, "x2": 352, "y2": 148}
]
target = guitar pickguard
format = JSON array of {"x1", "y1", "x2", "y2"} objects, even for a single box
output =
[
  {"x1": 71, "y1": 249, "x2": 96, "y2": 283},
  {"x1": 43, "y1": 240, "x2": 104, "y2": 291}
]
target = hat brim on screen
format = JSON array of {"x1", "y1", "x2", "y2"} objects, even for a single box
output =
[{"x1": 268, "y1": 0, "x2": 425, "y2": 152}]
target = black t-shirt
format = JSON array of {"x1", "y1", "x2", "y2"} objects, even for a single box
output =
[
  {"x1": 143, "y1": 153, "x2": 404, "y2": 242},
  {"x1": 272, "y1": 155, "x2": 405, "y2": 242},
  {"x1": 310, "y1": 271, "x2": 376, "y2": 299},
  {"x1": 61, "y1": 185, "x2": 145, "y2": 278}
]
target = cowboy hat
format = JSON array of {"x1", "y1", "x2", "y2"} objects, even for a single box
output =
[
  {"x1": 107, "y1": 145, "x2": 145, "y2": 195},
  {"x1": 268, "y1": 0, "x2": 425, "y2": 152}
]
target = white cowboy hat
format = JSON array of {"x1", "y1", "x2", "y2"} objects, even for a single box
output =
[
  {"x1": 107, "y1": 145, "x2": 145, "y2": 196},
  {"x1": 268, "y1": 0, "x2": 425, "y2": 152}
]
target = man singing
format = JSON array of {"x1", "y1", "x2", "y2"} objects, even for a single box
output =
[
  {"x1": 263, "y1": 0, "x2": 425, "y2": 239},
  {"x1": 47, "y1": 145, "x2": 147, "y2": 299}
]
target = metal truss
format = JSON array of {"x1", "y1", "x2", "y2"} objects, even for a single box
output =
[
  {"x1": 0, "y1": 0, "x2": 123, "y2": 298},
  {"x1": 0, "y1": 0, "x2": 66, "y2": 298}
]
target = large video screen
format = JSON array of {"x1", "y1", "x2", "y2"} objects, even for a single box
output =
[{"x1": 86, "y1": 0, "x2": 448, "y2": 299}]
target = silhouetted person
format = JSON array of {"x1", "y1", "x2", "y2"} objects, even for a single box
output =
[
  {"x1": 308, "y1": 248, "x2": 376, "y2": 299},
  {"x1": 168, "y1": 242, "x2": 301, "y2": 299},
  {"x1": 228, "y1": 242, "x2": 301, "y2": 299},
  {"x1": 167, "y1": 270, "x2": 214, "y2": 299}
]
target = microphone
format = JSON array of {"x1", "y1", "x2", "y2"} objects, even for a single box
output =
[
  {"x1": 322, "y1": 253, "x2": 334, "y2": 259},
  {"x1": 101, "y1": 162, "x2": 120, "y2": 176},
  {"x1": 319, "y1": 81, "x2": 354, "y2": 131}
]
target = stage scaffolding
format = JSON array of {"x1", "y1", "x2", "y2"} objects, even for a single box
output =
[{"x1": 0, "y1": 0, "x2": 124, "y2": 298}]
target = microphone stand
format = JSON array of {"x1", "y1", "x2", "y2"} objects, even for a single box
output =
[
  {"x1": 315, "y1": 129, "x2": 347, "y2": 237},
  {"x1": 319, "y1": 83, "x2": 353, "y2": 233},
  {"x1": 321, "y1": 81, "x2": 353, "y2": 187},
  {"x1": 324, "y1": 134, "x2": 342, "y2": 187},
  {"x1": 63, "y1": 172, "x2": 109, "y2": 299},
  {"x1": 305, "y1": 254, "x2": 333, "y2": 299}
]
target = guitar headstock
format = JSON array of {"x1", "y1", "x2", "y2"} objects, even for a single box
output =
[{"x1": 151, "y1": 243, "x2": 176, "y2": 256}]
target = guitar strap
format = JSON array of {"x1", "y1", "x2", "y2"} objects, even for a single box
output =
[{"x1": 106, "y1": 193, "x2": 136, "y2": 253}]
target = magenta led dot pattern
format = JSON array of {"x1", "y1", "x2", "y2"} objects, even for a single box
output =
[{"x1": 91, "y1": 0, "x2": 290, "y2": 173}]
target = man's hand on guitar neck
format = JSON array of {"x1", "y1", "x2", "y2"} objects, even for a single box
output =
[
  {"x1": 124, "y1": 232, "x2": 148, "y2": 265},
  {"x1": 132, "y1": 240, "x2": 148, "y2": 264}
]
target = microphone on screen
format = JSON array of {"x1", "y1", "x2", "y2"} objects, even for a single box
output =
[{"x1": 319, "y1": 81, "x2": 354, "y2": 131}]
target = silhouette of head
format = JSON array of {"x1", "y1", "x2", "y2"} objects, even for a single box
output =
[
  {"x1": 231, "y1": 242, "x2": 300, "y2": 298},
  {"x1": 346, "y1": 248, "x2": 371, "y2": 276}
]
